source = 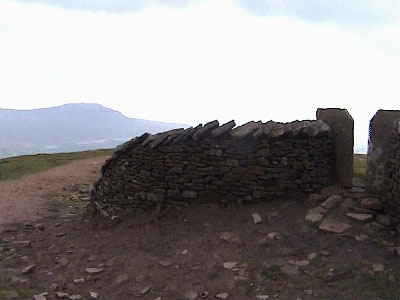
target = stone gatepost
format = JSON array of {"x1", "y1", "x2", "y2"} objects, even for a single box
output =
[
  {"x1": 316, "y1": 108, "x2": 354, "y2": 188},
  {"x1": 366, "y1": 110, "x2": 400, "y2": 198}
]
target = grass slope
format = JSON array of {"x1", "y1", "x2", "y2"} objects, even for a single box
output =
[
  {"x1": 353, "y1": 154, "x2": 367, "y2": 184},
  {"x1": 0, "y1": 149, "x2": 113, "y2": 181}
]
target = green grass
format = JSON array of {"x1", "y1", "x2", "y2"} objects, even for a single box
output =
[
  {"x1": 353, "y1": 154, "x2": 367, "y2": 184},
  {"x1": 0, "y1": 149, "x2": 113, "y2": 181}
]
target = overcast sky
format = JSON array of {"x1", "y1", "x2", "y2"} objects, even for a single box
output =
[{"x1": 0, "y1": 0, "x2": 398, "y2": 151}]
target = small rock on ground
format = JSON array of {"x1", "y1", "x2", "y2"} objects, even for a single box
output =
[
  {"x1": 267, "y1": 232, "x2": 281, "y2": 240},
  {"x1": 140, "y1": 286, "x2": 151, "y2": 295},
  {"x1": 305, "y1": 207, "x2": 326, "y2": 223},
  {"x1": 252, "y1": 213, "x2": 262, "y2": 224},
  {"x1": 320, "y1": 195, "x2": 343, "y2": 210},
  {"x1": 319, "y1": 218, "x2": 351, "y2": 233},
  {"x1": 288, "y1": 260, "x2": 310, "y2": 267},
  {"x1": 223, "y1": 261, "x2": 237, "y2": 269},
  {"x1": 89, "y1": 292, "x2": 98, "y2": 299},
  {"x1": 115, "y1": 273, "x2": 128, "y2": 284},
  {"x1": 215, "y1": 293, "x2": 229, "y2": 299},
  {"x1": 21, "y1": 264, "x2": 36, "y2": 274},
  {"x1": 184, "y1": 290, "x2": 198, "y2": 299},
  {"x1": 372, "y1": 263, "x2": 385, "y2": 272},
  {"x1": 85, "y1": 268, "x2": 104, "y2": 274},
  {"x1": 56, "y1": 292, "x2": 69, "y2": 299}
]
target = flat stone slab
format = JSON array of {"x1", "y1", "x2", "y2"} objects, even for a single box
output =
[
  {"x1": 210, "y1": 120, "x2": 235, "y2": 138},
  {"x1": 230, "y1": 121, "x2": 259, "y2": 139},
  {"x1": 319, "y1": 218, "x2": 351, "y2": 233},
  {"x1": 360, "y1": 198, "x2": 383, "y2": 211},
  {"x1": 305, "y1": 207, "x2": 327, "y2": 223},
  {"x1": 346, "y1": 213, "x2": 373, "y2": 222}
]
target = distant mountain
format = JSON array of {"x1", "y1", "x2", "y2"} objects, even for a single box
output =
[{"x1": 0, "y1": 103, "x2": 189, "y2": 158}]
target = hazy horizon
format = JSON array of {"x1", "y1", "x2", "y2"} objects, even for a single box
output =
[{"x1": 1, "y1": 102, "x2": 375, "y2": 155}]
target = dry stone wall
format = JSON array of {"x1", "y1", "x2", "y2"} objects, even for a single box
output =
[
  {"x1": 381, "y1": 119, "x2": 399, "y2": 222},
  {"x1": 91, "y1": 120, "x2": 334, "y2": 215}
]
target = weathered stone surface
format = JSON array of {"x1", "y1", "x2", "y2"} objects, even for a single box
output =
[
  {"x1": 319, "y1": 218, "x2": 351, "y2": 233},
  {"x1": 182, "y1": 124, "x2": 203, "y2": 142},
  {"x1": 140, "y1": 286, "x2": 151, "y2": 295},
  {"x1": 340, "y1": 198, "x2": 355, "y2": 212},
  {"x1": 230, "y1": 121, "x2": 260, "y2": 139},
  {"x1": 211, "y1": 120, "x2": 236, "y2": 138},
  {"x1": 115, "y1": 273, "x2": 128, "y2": 284},
  {"x1": 182, "y1": 190, "x2": 197, "y2": 199},
  {"x1": 269, "y1": 123, "x2": 285, "y2": 138},
  {"x1": 305, "y1": 207, "x2": 327, "y2": 223},
  {"x1": 346, "y1": 213, "x2": 373, "y2": 222},
  {"x1": 251, "y1": 122, "x2": 263, "y2": 140},
  {"x1": 85, "y1": 268, "x2": 104, "y2": 274},
  {"x1": 376, "y1": 214, "x2": 393, "y2": 227},
  {"x1": 56, "y1": 292, "x2": 69, "y2": 299},
  {"x1": 320, "y1": 195, "x2": 343, "y2": 210},
  {"x1": 92, "y1": 117, "x2": 335, "y2": 215},
  {"x1": 252, "y1": 213, "x2": 262, "y2": 224},
  {"x1": 372, "y1": 263, "x2": 385, "y2": 272},
  {"x1": 215, "y1": 293, "x2": 229, "y2": 299},
  {"x1": 306, "y1": 193, "x2": 326, "y2": 206},
  {"x1": 223, "y1": 261, "x2": 237, "y2": 269},
  {"x1": 366, "y1": 110, "x2": 399, "y2": 194},
  {"x1": 288, "y1": 260, "x2": 310, "y2": 267},
  {"x1": 267, "y1": 232, "x2": 281, "y2": 240},
  {"x1": 172, "y1": 127, "x2": 193, "y2": 144},
  {"x1": 192, "y1": 120, "x2": 219, "y2": 141},
  {"x1": 21, "y1": 264, "x2": 36, "y2": 274},
  {"x1": 262, "y1": 121, "x2": 275, "y2": 136},
  {"x1": 360, "y1": 197, "x2": 383, "y2": 211},
  {"x1": 317, "y1": 108, "x2": 354, "y2": 187},
  {"x1": 184, "y1": 290, "x2": 198, "y2": 300}
]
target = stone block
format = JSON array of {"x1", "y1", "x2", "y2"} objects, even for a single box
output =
[
  {"x1": 182, "y1": 190, "x2": 197, "y2": 199},
  {"x1": 317, "y1": 108, "x2": 353, "y2": 187},
  {"x1": 366, "y1": 110, "x2": 400, "y2": 194}
]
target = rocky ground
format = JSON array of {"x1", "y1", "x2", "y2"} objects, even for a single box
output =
[{"x1": 0, "y1": 163, "x2": 399, "y2": 300}]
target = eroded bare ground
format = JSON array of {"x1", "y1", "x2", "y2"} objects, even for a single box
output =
[
  {"x1": 0, "y1": 156, "x2": 108, "y2": 232},
  {"x1": 0, "y1": 162, "x2": 399, "y2": 300}
]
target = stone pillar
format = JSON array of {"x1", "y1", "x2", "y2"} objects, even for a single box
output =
[
  {"x1": 366, "y1": 110, "x2": 400, "y2": 194},
  {"x1": 316, "y1": 108, "x2": 354, "y2": 187}
]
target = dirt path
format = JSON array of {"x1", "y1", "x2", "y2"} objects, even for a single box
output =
[{"x1": 0, "y1": 156, "x2": 107, "y2": 231}]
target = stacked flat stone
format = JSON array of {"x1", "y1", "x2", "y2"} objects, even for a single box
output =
[
  {"x1": 382, "y1": 125, "x2": 399, "y2": 230},
  {"x1": 92, "y1": 119, "x2": 334, "y2": 216}
]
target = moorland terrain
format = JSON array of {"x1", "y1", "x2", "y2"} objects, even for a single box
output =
[{"x1": 0, "y1": 151, "x2": 398, "y2": 300}]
